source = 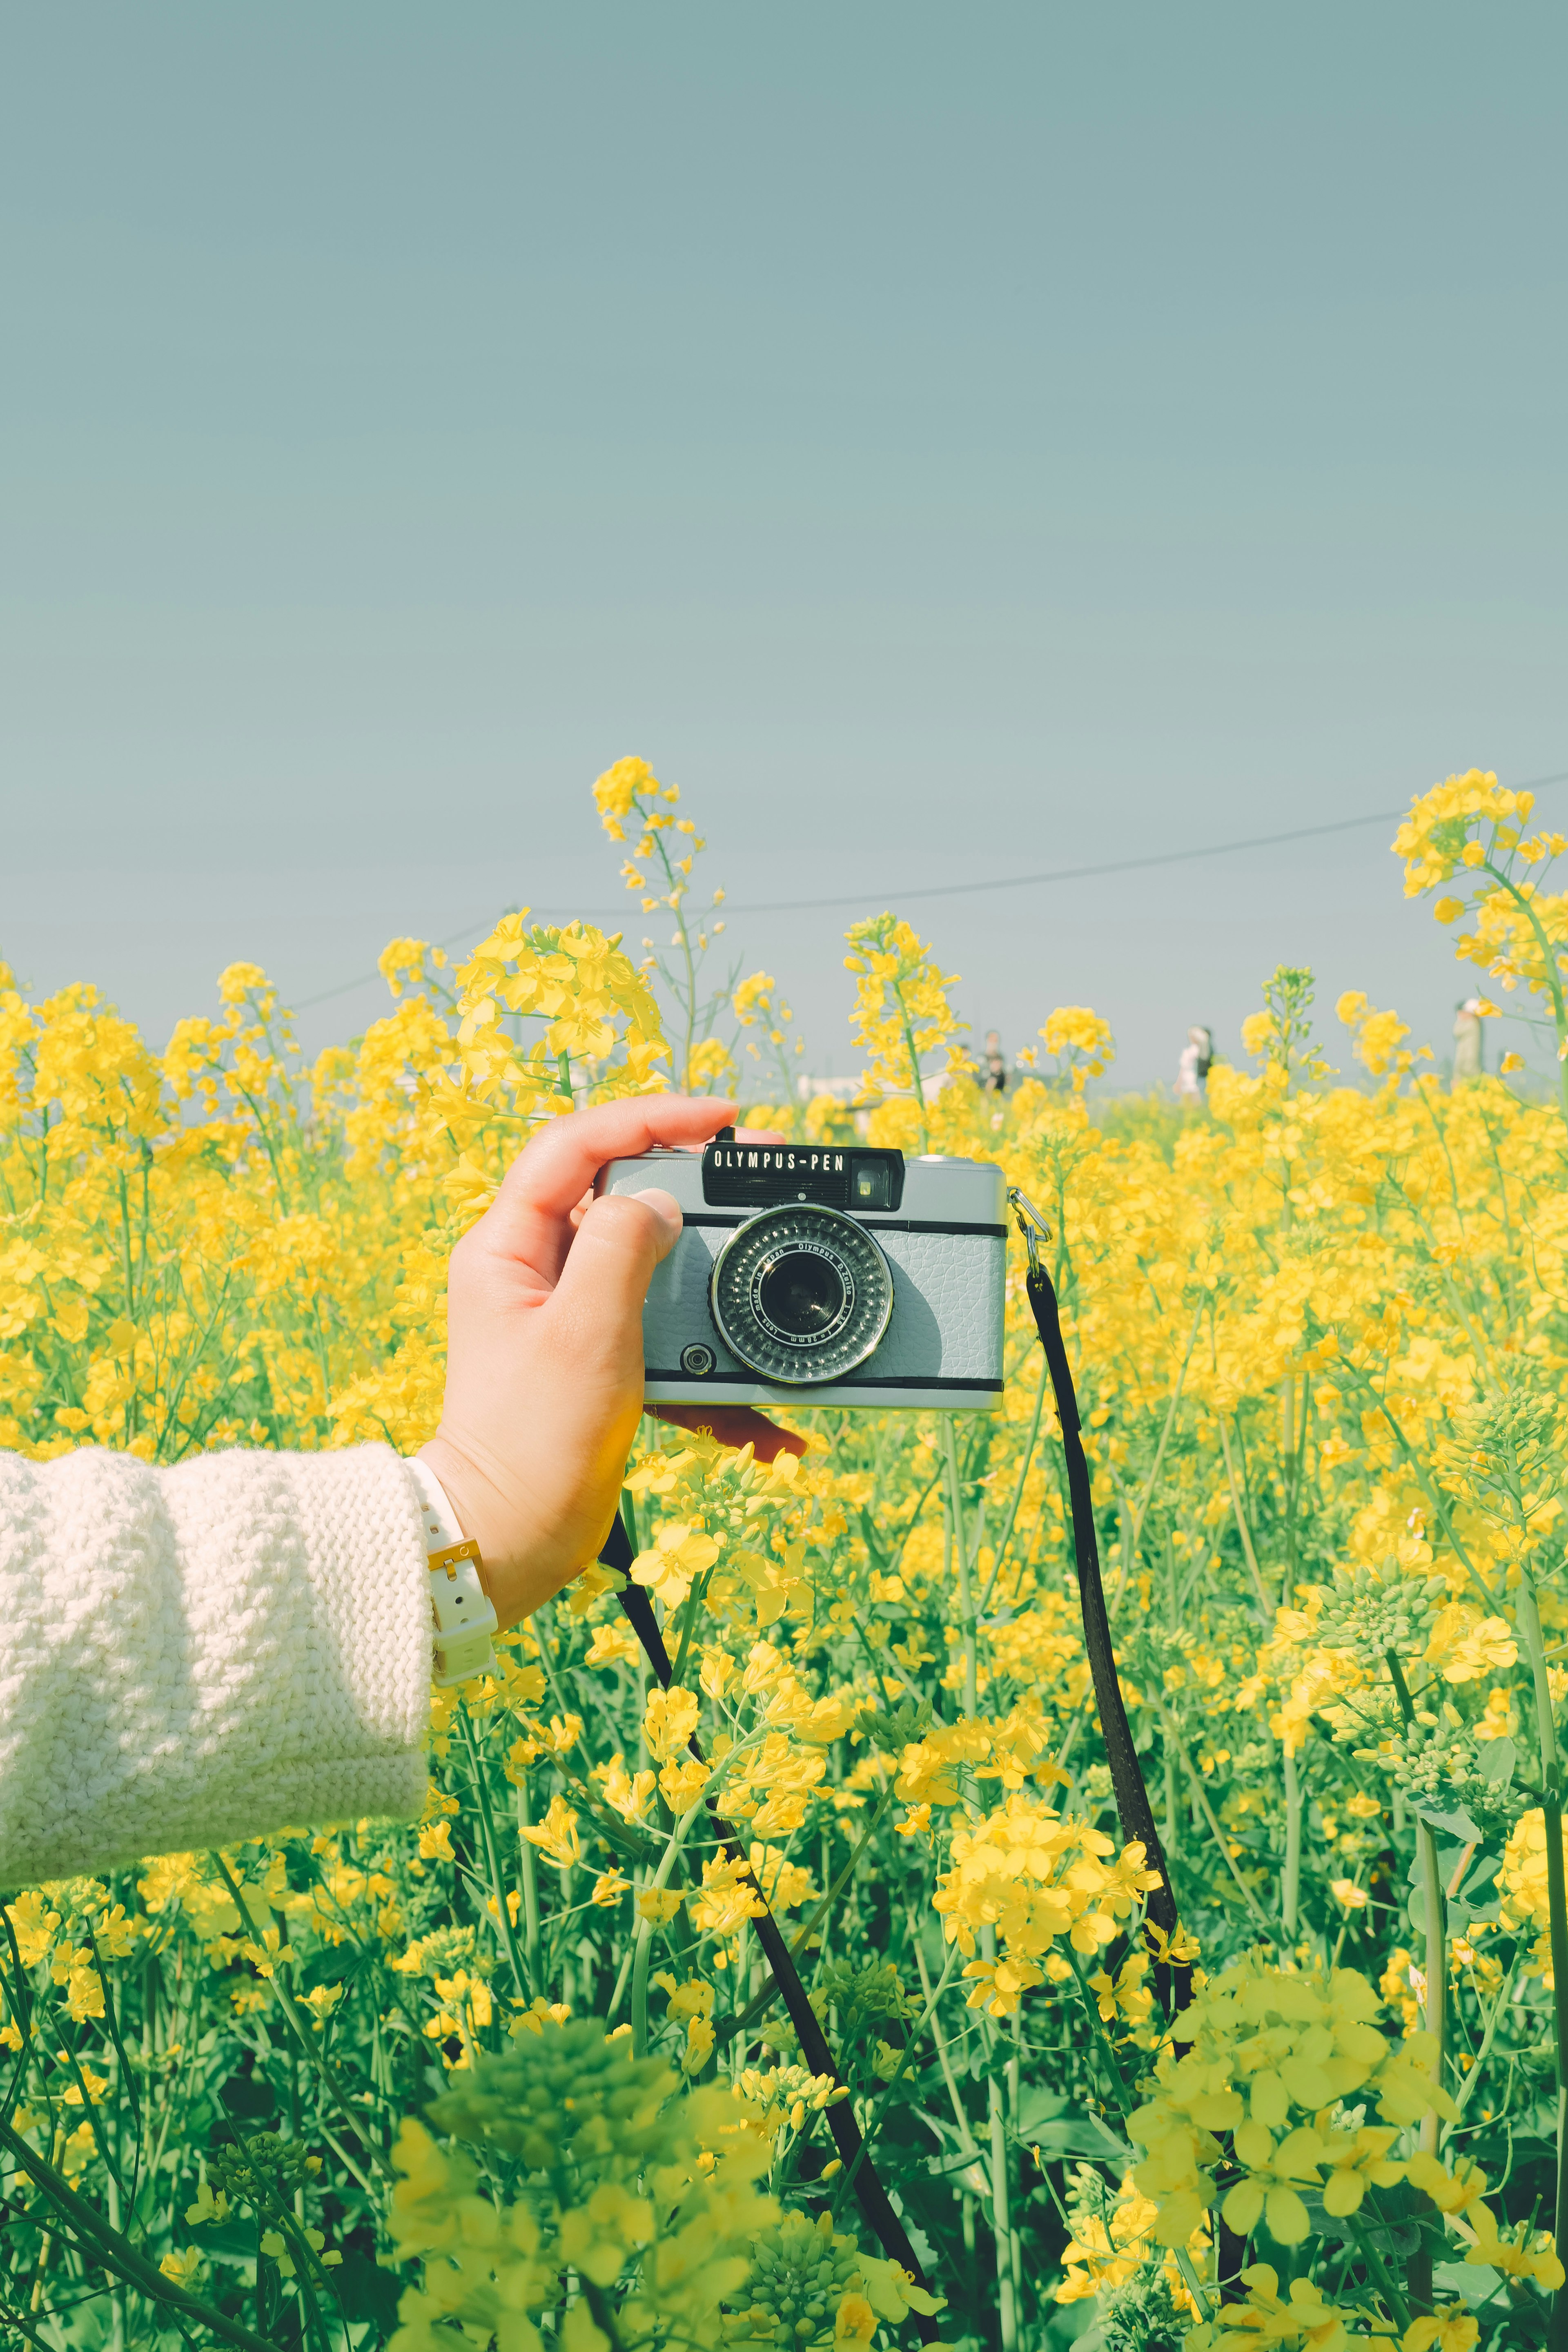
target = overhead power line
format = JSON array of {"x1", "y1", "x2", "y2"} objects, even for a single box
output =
[{"x1": 294, "y1": 766, "x2": 1568, "y2": 1013}]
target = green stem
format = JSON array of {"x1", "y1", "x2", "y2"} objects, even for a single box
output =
[
  {"x1": 831, "y1": 1941, "x2": 962, "y2": 2216},
  {"x1": 667, "y1": 1568, "x2": 714, "y2": 1694},
  {"x1": 630, "y1": 1799, "x2": 706, "y2": 2058},
  {"x1": 907, "y1": 1922, "x2": 982, "y2": 2159},
  {"x1": 209, "y1": 1856, "x2": 392, "y2": 2181},
  {"x1": 1125, "y1": 1302, "x2": 1204, "y2": 1573},
  {"x1": 1065, "y1": 1944, "x2": 1133, "y2": 2117},
  {"x1": 944, "y1": 1420, "x2": 978, "y2": 1725},
  {"x1": 1448, "y1": 1948, "x2": 1520, "y2": 2131},
  {"x1": 892, "y1": 985, "x2": 930, "y2": 1151},
  {"x1": 459, "y1": 1706, "x2": 531, "y2": 2002},
  {"x1": 1516, "y1": 1569, "x2": 1568, "y2": 2319},
  {"x1": 1220, "y1": 1418, "x2": 1274, "y2": 1614},
  {"x1": 1344, "y1": 1367, "x2": 1494, "y2": 1612},
  {"x1": 1349, "y1": 2207, "x2": 1412, "y2": 2333},
  {"x1": 1161, "y1": 1711, "x2": 1272, "y2": 1931},
  {"x1": 989, "y1": 2070, "x2": 1018, "y2": 2352},
  {"x1": 976, "y1": 1353, "x2": 1049, "y2": 1619},
  {"x1": 719, "y1": 1790, "x2": 896, "y2": 2046},
  {"x1": 1415, "y1": 1818, "x2": 1446, "y2": 2159},
  {"x1": 1382, "y1": 1656, "x2": 1449, "y2": 2158},
  {"x1": 0, "y1": 2117, "x2": 279, "y2": 2352},
  {"x1": 1282, "y1": 1746, "x2": 1303, "y2": 1942},
  {"x1": 516, "y1": 1779, "x2": 541, "y2": 1991},
  {"x1": 1479, "y1": 855, "x2": 1568, "y2": 1125}
]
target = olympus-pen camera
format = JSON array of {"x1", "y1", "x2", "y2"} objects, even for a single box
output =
[{"x1": 595, "y1": 1137, "x2": 1007, "y2": 1410}]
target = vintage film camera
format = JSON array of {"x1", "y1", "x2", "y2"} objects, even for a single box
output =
[{"x1": 595, "y1": 1135, "x2": 1007, "y2": 1410}]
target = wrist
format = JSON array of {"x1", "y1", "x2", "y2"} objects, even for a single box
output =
[
  {"x1": 417, "y1": 1431, "x2": 586, "y2": 1631},
  {"x1": 415, "y1": 1436, "x2": 513, "y2": 1622}
]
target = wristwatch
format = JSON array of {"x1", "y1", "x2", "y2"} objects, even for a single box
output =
[{"x1": 406, "y1": 1457, "x2": 499, "y2": 1688}]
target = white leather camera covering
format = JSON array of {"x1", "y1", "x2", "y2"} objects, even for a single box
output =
[{"x1": 598, "y1": 1150, "x2": 1007, "y2": 1410}]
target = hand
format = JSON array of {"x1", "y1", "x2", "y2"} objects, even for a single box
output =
[{"x1": 419, "y1": 1098, "x2": 805, "y2": 1627}]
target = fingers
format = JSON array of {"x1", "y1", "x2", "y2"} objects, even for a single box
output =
[
  {"x1": 475, "y1": 1097, "x2": 738, "y2": 1286},
  {"x1": 652, "y1": 1404, "x2": 808, "y2": 1462},
  {"x1": 542, "y1": 1190, "x2": 684, "y2": 1358}
]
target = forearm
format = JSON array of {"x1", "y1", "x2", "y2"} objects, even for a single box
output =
[{"x1": 0, "y1": 1443, "x2": 431, "y2": 1888}]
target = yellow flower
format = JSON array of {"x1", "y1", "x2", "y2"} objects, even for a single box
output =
[
  {"x1": 1319, "y1": 2126, "x2": 1403, "y2": 2216},
  {"x1": 1402, "y1": 2312, "x2": 1478, "y2": 2352},
  {"x1": 59, "y1": 2059, "x2": 110, "y2": 2107},
  {"x1": 658, "y1": 1757, "x2": 712, "y2": 1811},
  {"x1": 1464, "y1": 2206, "x2": 1563, "y2": 2289},
  {"x1": 1209, "y1": 2263, "x2": 1372, "y2": 2350},
  {"x1": 6, "y1": 1891, "x2": 60, "y2": 1968},
  {"x1": 1040, "y1": 1005, "x2": 1115, "y2": 1089},
  {"x1": 519, "y1": 1795, "x2": 581, "y2": 1872},
  {"x1": 631, "y1": 1523, "x2": 722, "y2": 1610},
  {"x1": 593, "y1": 754, "x2": 657, "y2": 835},
  {"x1": 682, "y1": 2013, "x2": 716, "y2": 2075},
  {"x1": 1404, "y1": 2149, "x2": 1486, "y2": 2219},
  {"x1": 1220, "y1": 2125, "x2": 1325, "y2": 2245},
  {"x1": 585, "y1": 1621, "x2": 642, "y2": 1670},
  {"x1": 258, "y1": 2228, "x2": 296, "y2": 2278},
  {"x1": 302, "y1": 1982, "x2": 344, "y2": 2033},
  {"x1": 834, "y1": 2292, "x2": 877, "y2": 2344},
  {"x1": 642, "y1": 1684, "x2": 701, "y2": 1762}
]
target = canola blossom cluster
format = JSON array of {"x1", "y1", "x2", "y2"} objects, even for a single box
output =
[{"x1": 1, "y1": 766, "x2": 1568, "y2": 2350}]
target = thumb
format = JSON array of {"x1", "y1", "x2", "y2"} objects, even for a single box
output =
[{"x1": 540, "y1": 1186, "x2": 682, "y2": 1368}]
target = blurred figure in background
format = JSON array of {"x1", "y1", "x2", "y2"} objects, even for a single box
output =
[
  {"x1": 1176, "y1": 1024, "x2": 1213, "y2": 1107},
  {"x1": 1453, "y1": 998, "x2": 1484, "y2": 1085},
  {"x1": 981, "y1": 1028, "x2": 1009, "y2": 1092}
]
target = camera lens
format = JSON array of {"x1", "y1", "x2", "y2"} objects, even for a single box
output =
[
  {"x1": 708, "y1": 1205, "x2": 893, "y2": 1384},
  {"x1": 756, "y1": 1248, "x2": 846, "y2": 1339}
]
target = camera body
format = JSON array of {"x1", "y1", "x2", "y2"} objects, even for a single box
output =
[{"x1": 596, "y1": 1139, "x2": 1008, "y2": 1411}]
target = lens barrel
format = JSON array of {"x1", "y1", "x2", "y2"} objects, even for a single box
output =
[{"x1": 708, "y1": 1204, "x2": 893, "y2": 1384}]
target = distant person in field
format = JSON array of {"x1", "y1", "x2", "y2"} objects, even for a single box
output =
[
  {"x1": 0, "y1": 1101, "x2": 802, "y2": 1887},
  {"x1": 1176, "y1": 1024, "x2": 1214, "y2": 1106},
  {"x1": 1453, "y1": 999, "x2": 1484, "y2": 1085},
  {"x1": 981, "y1": 1028, "x2": 1009, "y2": 1092}
]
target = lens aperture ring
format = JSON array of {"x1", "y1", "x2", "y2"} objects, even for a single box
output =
[{"x1": 709, "y1": 1206, "x2": 893, "y2": 1384}]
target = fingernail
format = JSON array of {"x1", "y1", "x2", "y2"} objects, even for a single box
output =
[{"x1": 630, "y1": 1186, "x2": 682, "y2": 1238}]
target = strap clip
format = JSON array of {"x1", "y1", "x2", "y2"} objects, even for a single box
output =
[{"x1": 1007, "y1": 1186, "x2": 1051, "y2": 1277}]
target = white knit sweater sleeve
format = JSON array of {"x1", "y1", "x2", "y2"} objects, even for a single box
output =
[{"x1": 0, "y1": 1444, "x2": 432, "y2": 1889}]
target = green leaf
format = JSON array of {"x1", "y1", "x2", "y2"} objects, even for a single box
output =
[
  {"x1": 331, "y1": 2251, "x2": 405, "y2": 2330},
  {"x1": 298, "y1": 1943, "x2": 370, "y2": 1995},
  {"x1": 218, "y1": 2073, "x2": 277, "y2": 2120},
  {"x1": 1409, "y1": 1801, "x2": 1483, "y2": 1844},
  {"x1": 1024, "y1": 2114, "x2": 1131, "y2": 2165}
]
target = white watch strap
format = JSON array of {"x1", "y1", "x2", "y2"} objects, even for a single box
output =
[{"x1": 406, "y1": 1456, "x2": 498, "y2": 1688}]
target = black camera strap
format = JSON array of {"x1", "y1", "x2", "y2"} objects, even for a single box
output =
[
  {"x1": 1013, "y1": 1231, "x2": 1191, "y2": 2018},
  {"x1": 602, "y1": 1511, "x2": 940, "y2": 2332}
]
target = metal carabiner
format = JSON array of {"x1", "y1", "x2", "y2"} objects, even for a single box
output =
[{"x1": 1007, "y1": 1186, "x2": 1051, "y2": 1278}]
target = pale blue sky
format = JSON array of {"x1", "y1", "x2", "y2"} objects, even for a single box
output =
[{"x1": 2, "y1": 4, "x2": 1564, "y2": 1086}]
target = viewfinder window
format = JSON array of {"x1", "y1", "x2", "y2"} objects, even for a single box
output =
[{"x1": 853, "y1": 1161, "x2": 893, "y2": 1210}]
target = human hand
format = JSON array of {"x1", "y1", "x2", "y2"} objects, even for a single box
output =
[{"x1": 419, "y1": 1098, "x2": 805, "y2": 1627}]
